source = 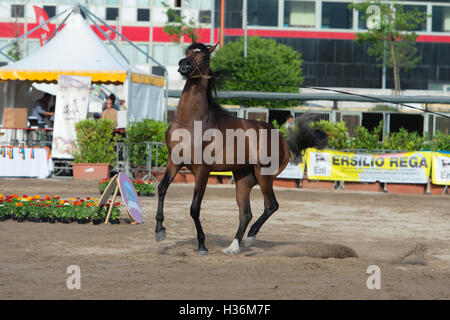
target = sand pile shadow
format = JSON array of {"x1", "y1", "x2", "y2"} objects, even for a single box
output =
[
  {"x1": 393, "y1": 243, "x2": 429, "y2": 266},
  {"x1": 253, "y1": 242, "x2": 358, "y2": 259}
]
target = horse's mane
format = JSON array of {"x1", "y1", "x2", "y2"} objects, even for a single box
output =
[{"x1": 185, "y1": 42, "x2": 234, "y2": 118}]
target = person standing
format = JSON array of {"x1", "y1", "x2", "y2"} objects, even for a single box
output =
[
  {"x1": 31, "y1": 93, "x2": 54, "y2": 124},
  {"x1": 101, "y1": 96, "x2": 117, "y2": 127}
]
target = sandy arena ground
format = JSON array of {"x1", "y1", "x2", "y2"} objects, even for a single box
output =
[{"x1": 0, "y1": 178, "x2": 449, "y2": 299}]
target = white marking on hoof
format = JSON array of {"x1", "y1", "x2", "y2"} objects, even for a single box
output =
[
  {"x1": 244, "y1": 236, "x2": 256, "y2": 247},
  {"x1": 223, "y1": 239, "x2": 240, "y2": 255}
]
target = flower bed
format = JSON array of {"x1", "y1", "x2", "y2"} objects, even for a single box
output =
[
  {"x1": 0, "y1": 194, "x2": 121, "y2": 224},
  {"x1": 98, "y1": 178, "x2": 155, "y2": 196}
]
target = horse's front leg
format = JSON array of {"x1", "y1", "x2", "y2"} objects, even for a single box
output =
[
  {"x1": 190, "y1": 167, "x2": 210, "y2": 255},
  {"x1": 155, "y1": 160, "x2": 180, "y2": 242}
]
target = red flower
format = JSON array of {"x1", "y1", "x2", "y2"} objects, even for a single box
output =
[
  {"x1": 57, "y1": 205, "x2": 62, "y2": 208},
  {"x1": 36, "y1": 204, "x2": 40, "y2": 207}
]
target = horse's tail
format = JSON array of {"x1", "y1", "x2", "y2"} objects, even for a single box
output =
[{"x1": 285, "y1": 114, "x2": 328, "y2": 159}]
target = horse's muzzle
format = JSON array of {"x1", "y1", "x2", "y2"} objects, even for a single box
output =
[{"x1": 178, "y1": 58, "x2": 193, "y2": 76}]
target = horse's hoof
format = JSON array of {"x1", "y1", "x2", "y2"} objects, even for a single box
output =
[
  {"x1": 197, "y1": 250, "x2": 208, "y2": 256},
  {"x1": 155, "y1": 230, "x2": 166, "y2": 242},
  {"x1": 223, "y1": 239, "x2": 240, "y2": 255},
  {"x1": 244, "y1": 236, "x2": 256, "y2": 247}
]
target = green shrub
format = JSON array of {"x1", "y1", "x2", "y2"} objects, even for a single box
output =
[
  {"x1": 382, "y1": 127, "x2": 424, "y2": 151},
  {"x1": 349, "y1": 121, "x2": 383, "y2": 150},
  {"x1": 310, "y1": 120, "x2": 350, "y2": 149},
  {"x1": 125, "y1": 119, "x2": 169, "y2": 167},
  {"x1": 425, "y1": 131, "x2": 450, "y2": 152},
  {"x1": 73, "y1": 119, "x2": 120, "y2": 165}
]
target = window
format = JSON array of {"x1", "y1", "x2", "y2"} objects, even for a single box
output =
[
  {"x1": 106, "y1": 0, "x2": 119, "y2": 5},
  {"x1": 137, "y1": 8, "x2": 150, "y2": 22},
  {"x1": 106, "y1": 8, "x2": 119, "y2": 21},
  {"x1": 153, "y1": 44, "x2": 165, "y2": 65},
  {"x1": 199, "y1": 10, "x2": 211, "y2": 24},
  {"x1": 135, "y1": 44, "x2": 148, "y2": 64},
  {"x1": 11, "y1": 5, "x2": 24, "y2": 18},
  {"x1": 43, "y1": 6, "x2": 56, "y2": 18},
  {"x1": 404, "y1": 5, "x2": 427, "y2": 32},
  {"x1": 322, "y1": 2, "x2": 352, "y2": 29},
  {"x1": 167, "y1": 45, "x2": 180, "y2": 66},
  {"x1": 284, "y1": 1, "x2": 315, "y2": 28},
  {"x1": 432, "y1": 6, "x2": 450, "y2": 32},
  {"x1": 168, "y1": 9, "x2": 181, "y2": 22},
  {"x1": 137, "y1": 0, "x2": 150, "y2": 6},
  {"x1": 248, "y1": 0, "x2": 278, "y2": 27},
  {"x1": 0, "y1": 40, "x2": 8, "y2": 62}
]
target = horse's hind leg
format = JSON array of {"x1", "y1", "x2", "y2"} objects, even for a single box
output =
[
  {"x1": 223, "y1": 170, "x2": 256, "y2": 255},
  {"x1": 155, "y1": 160, "x2": 180, "y2": 242},
  {"x1": 247, "y1": 172, "x2": 279, "y2": 240}
]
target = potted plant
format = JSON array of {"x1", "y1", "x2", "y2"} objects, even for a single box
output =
[
  {"x1": 72, "y1": 119, "x2": 120, "y2": 180},
  {"x1": 134, "y1": 180, "x2": 155, "y2": 196}
]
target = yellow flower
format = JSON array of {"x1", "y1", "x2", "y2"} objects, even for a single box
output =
[
  {"x1": 70, "y1": 198, "x2": 76, "y2": 201},
  {"x1": 46, "y1": 201, "x2": 51, "y2": 204},
  {"x1": 59, "y1": 200, "x2": 64, "y2": 205},
  {"x1": 34, "y1": 195, "x2": 40, "y2": 199}
]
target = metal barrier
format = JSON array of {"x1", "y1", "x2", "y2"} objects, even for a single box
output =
[
  {"x1": 0, "y1": 128, "x2": 53, "y2": 148},
  {"x1": 115, "y1": 141, "x2": 166, "y2": 180}
]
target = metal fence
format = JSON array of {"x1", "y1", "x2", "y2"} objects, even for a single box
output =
[{"x1": 115, "y1": 141, "x2": 166, "y2": 180}]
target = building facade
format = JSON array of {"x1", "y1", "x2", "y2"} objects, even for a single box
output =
[{"x1": 1, "y1": 0, "x2": 450, "y2": 91}]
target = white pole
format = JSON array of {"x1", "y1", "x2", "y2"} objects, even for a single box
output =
[
  {"x1": 210, "y1": 0, "x2": 215, "y2": 45},
  {"x1": 243, "y1": 0, "x2": 247, "y2": 58}
]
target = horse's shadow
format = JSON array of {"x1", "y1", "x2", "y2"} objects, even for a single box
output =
[{"x1": 156, "y1": 233, "x2": 358, "y2": 259}]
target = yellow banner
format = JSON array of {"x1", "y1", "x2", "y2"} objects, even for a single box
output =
[
  {"x1": 306, "y1": 148, "x2": 432, "y2": 183},
  {"x1": 431, "y1": 152, "x2": 450, "y2": 185}
]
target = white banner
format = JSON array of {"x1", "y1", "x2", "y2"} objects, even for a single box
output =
[
  {"x1": 277, "y1": 162, "x2": 305, "y2": 179},
  {"x1": 51, "y1": 75, "x2": 91, "y2": 159},
  {"x1": 432, "y1": 153, "x2": 450, "y2": 185}
]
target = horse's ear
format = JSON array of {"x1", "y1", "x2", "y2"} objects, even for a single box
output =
[{"x1": 209, "y1": 42, "x2": 219, "y2": 53}]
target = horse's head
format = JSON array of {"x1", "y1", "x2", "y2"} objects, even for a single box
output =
[{"x1": 178, "y1": 41, "x2": 219, "y2": 78}]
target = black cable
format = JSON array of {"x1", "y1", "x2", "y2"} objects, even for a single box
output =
[{"x1": 217, "y1": 77, "x2": 450, "y2": 119}]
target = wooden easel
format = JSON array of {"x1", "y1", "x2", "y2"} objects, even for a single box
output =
[{"x1": 95, "y1": 174, "x2": 136, "y2": 224}]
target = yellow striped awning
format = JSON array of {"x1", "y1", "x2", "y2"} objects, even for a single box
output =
[{"x1": 0, "y1": 69, "x2": 164, "y2": 86}]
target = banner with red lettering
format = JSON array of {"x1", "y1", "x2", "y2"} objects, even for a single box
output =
[{"x1": 306, "y1": 149, "x2": 432, "y2": 184}]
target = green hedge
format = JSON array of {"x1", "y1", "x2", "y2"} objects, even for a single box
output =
[
  {"x1": 309, "y1": 120, "x2": 449, "y2": 151},
  {"x1": 125, "y1": 119, "x2": 169, "y2": 167}
]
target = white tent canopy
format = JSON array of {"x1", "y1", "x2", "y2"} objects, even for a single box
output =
[{"x1": 0, "y1": 10, "x2": 165, "y2": 122}]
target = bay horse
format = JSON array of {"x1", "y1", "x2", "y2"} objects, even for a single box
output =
[{"x1": 155, "y1": 41, "x2": 327, "y2": 255}]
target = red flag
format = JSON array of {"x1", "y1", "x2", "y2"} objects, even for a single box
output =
[{"x1": 33, "y1": 6, "x2": 54, "y2": 46}]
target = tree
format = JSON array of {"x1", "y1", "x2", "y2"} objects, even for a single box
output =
[
  {"x1": 7, "y1": 5, "x2": 23, "y2": 61},
  {"x1": 210, "y1": 37, "x2": 304, "y2": 108},
  {"x1": 162, "y1": 1, "x2": 198, "y2": 43},
  {"x1": 349, "y1": 1, "x2": 428, "y2": 92}
]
